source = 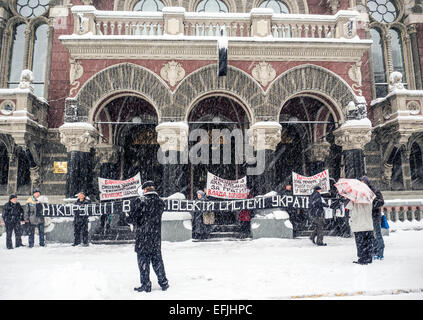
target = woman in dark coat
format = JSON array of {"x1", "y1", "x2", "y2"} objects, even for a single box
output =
[
  {"x1": 308, "y1": 186, "x2": 329, "y2": 246},
  {"x1": 2, "y1": 194, "x2": 24, "y2": 249}
]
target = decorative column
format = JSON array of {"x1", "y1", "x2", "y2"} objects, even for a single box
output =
[
  {"x1": 95, "y1": 143, "x2": 121, "y2": 179},
  {"x1": 399, "y1": 145, "x2": 412, "y2": 190},
  {"x1": 247, "y1": 122, "x2": 282, "y2": 195},
  {"x1": 156, "y1": 122, "x2": 189, "y2": 197},
  {"x1": 59, "y1": 122, "x2": 98, "y2": 199},
  {"x1": 307, "y1": 140, "x2": 331, "y2": 175},
  {"x1": 407, "y1": 24, "x2": 422, "y2": 90},
  {"x1": 7, "y1": 151, "x2": 18, "y2": 195},
  {"x1": 334, "y1": 118, "x2": 372, "y2": 179}
]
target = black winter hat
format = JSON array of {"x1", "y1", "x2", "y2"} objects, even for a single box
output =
[
  {"x1": 313, "y1": 185, "x2": 322, "y2": 191},
  {"x1": 33, "y1": 188, "x2": 41, "y2": 194},
  {"x1": 9, "y1": 194, "x2": 17, "y2": 200},
  {"x1": 142, "y1": 181, "x2": 155, "y2": 189}
]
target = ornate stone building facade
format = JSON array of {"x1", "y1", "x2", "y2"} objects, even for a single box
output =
[{"x1": 0, "y1": 0, "x2": 422, "y2": 200}]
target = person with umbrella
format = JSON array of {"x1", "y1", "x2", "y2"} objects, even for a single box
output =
[
  {"x1": 361, "y1": 176, "x2": 385, "y2": 260},
  {"x1": 335, "y1": 178, "x2": 376, "y2": 265}
]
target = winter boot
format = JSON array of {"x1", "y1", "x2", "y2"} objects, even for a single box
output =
[
  {"x1": 134, "y1": 284, "x2": 152, "y2": 293},
  {"x1": 161, "y1": 283, "x2": 170, "y2": 291}
]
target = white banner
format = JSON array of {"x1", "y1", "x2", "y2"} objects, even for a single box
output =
[
  {"x1": 292, "y1": 170, "x2": 330, "y2": 195},
  {"x1": 98, "y1": 173, "x2": 142, "y2": 200},
  {"x1": 206, "y1": 172, "x2": 249, "y2": 199}
]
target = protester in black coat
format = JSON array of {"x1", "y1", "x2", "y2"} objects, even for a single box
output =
[
  {"x1": 72, "y1": 191, "x2": 91, "y2": 247},
  {"x1": 308, "y1": 186, "x2": 329, "y2": 246},
  {"x1": 2, "y1": 194, "x2": 24, "y2": 249},
  {"x1": 361, "y1": 176, "x2": 385, "y2": 260},
  {"x1": 128, "y1": 181, "x2": 169, "y2": 293}
]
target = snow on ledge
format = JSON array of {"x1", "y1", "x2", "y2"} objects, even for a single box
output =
[{"x1": 341, "y1": 117, "x2": 372, "y2": 128}]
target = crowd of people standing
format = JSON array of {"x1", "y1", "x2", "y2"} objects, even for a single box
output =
[{"x1": 1, "y1": 175, "x2": 387, "y2": 293}]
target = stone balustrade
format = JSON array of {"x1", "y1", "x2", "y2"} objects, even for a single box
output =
[
  {"x1": 382, "y1": 200, "x2": 423, "y2": 230},
  {"x1": 71, "y1": 5, "x2": 360, "y2": 39}
]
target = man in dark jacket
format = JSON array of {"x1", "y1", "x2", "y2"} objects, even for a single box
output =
[
  {"x1": 128, "y1": 181, "x2": 169, "y2": 293},
  {"x1": 361, "y1": 176, "x2": 385, "y2": 260},
  {"x1": 2, "y1": 194, "x2": 24, "y2": 249},
  {"x1": 72, "y1": 191, "x2": 91, "y2": 247},
  {"x1": 308, "y1": 186, "x2": 329, "y2": 246}
]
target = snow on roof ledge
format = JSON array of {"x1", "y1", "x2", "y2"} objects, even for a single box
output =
[
  {"x1": 371, "y1": 89, "x2": 423, "y2": 107},
  {"x1": 341, "y1": 117, "x2": 372, "y2": 128},
  {"x1": 162, "y1": 7, "x2": 186, "y2": 13},
  {"x1": 59, "y1": 122, "x2": 97, "y2": 131}
]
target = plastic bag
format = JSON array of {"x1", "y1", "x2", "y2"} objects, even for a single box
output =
[{"x1": 381, "y1": 215, "x2": 389, "y2": 229}]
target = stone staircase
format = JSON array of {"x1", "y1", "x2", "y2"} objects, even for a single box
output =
[{"x1": 196, "y1": 223, "x2": 249, "y2": 242}]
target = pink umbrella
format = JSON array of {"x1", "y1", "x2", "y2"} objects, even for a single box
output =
[{"x1": 334, "y1": 178, "x2": 376, "y2": 204}]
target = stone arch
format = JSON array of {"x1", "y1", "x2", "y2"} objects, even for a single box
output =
[
  {"x1": 75, "y1": 63, "x2": 171, "y2": 123},
  {"x1": 267, "y1": 64, "x2": 358, "y2": 123},
  {"x1": 248, "y1": 0, "x2": 309, "y2": 14},
  {"x1": 172, "y1": 64, "x2": 264, "y2": 123}
]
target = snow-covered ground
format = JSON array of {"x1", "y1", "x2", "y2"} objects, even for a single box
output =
[{"x1": 0, "y1": 230, "x2": 422, "y2": 300}]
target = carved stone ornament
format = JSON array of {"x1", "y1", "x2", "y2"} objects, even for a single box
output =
[
  {"x1": 59, "y1": 123, "x2": 98, "y2": 153},
  {"x1": 18, "y1": 69, "x2": 34, "y2": 92},
  {"x1": 383, "y1": 104, "x2": 392, "y2": 120},
  {"x1": 167, "y1": 18, "x2": 180, "y2": 35},
  {"x1": 252, "y1": 62, "x2": 276, "y2": 87},
  {"x1": 156, "y1": 122, "x2": 189, "y2": 152},
  {"x1": 407, "y1": 101, "x2": 421, "y2": 115},
  {"x1": 77, "y1": 12, "x2": 90, "y2": 34},
  {"x1": 388, "y1": 71, "x2": 405, "y2": 92},
  {"x1": 308, "y1": 140, "x2": 331, "y2": 162},
  {"x1": 70, "y1": 58, "x2": 84, "y2": 96},
  {"x1": 333, "y1": 124, "x2": 372, "y2": 150},
  {"x1": 29, "y1": 166, "x2": 42, "y2": 187},
  {"x1": 348, "y1": 61, "x2": 362, "y2": 96},
  {"x1": 247, "y1": 122, "x2": 282, "y2": 151},
  {"x1": 382, "y1": 162, "x2": 393, "y2": 185},
  {"x1": 160, "y1": 61, "x2": 186, "y2": 87},
  {"x1": 95, "y1": 143, "x2": 121, "y2": 164},
  {"x1": 327, "y1": 0, "x2": 340, "y2": 14},
  {"x1": 256, "y1": 20, "x2": 268, "y2": 37}
]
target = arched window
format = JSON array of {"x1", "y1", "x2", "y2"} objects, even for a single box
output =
[
  {"x1": 32, "y1": 24, "x2": 48, "y2": 97},
  {"x1": 8, "y1": 24, "x2": 26, "y2": 90},
  {"x1": 133, "y1": 0, "x2": 165, "y2": 11},
  {"x1": 367, "y1": 0, "x2": 409, "y2": 98},
  {"x1": 16, "y1": 0, "x2": 50, "y2": 18},
  {"x1": 367, "y1": 0, "x2": 398, "y2": 23},
  {"x1": 259, "y1": 0, "x2": 290, "y2": 14},
  {"x1": 3, "y1": 2, "x2": 51, "y2": 98},
  {"x1": 196, "y1": 0, "x2": 229, "y2": 13},
  {"x1": 370, "y1": 28, "x2": 388, "y2": 97},
  {"x1": 390, "y1": 28, "x2": 406, "y2": 84}
]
